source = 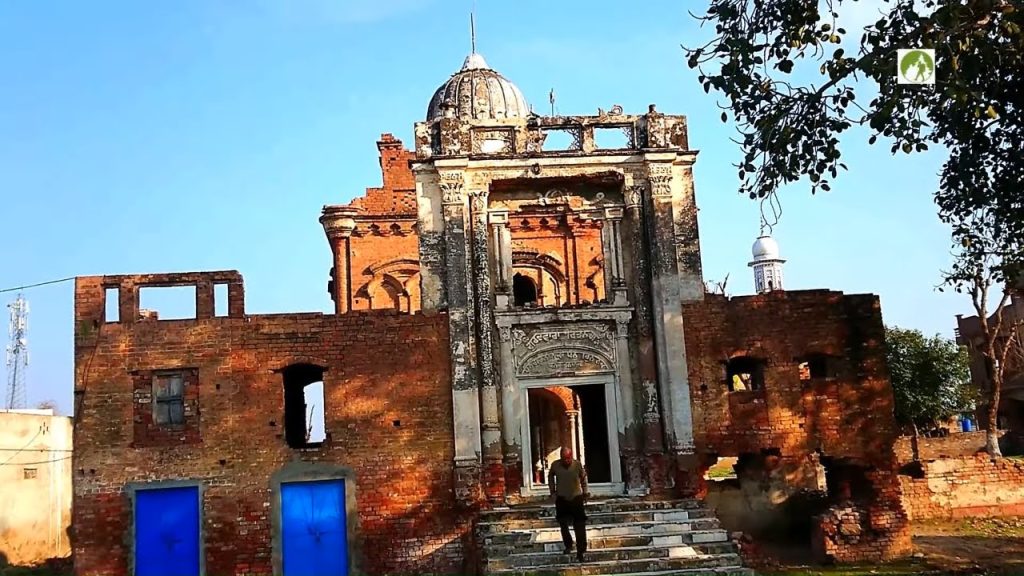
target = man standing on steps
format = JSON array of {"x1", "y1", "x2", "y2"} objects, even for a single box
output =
[{"x1": 548, "y1": 446, "x2": 589, "y2": 562}]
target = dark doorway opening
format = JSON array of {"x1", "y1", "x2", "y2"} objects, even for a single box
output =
[
  {"x1": 573, "y1": 384, "x2": 611, "y2": 483},
  {"x1": 513, "y1": 273, "x2": 538, "y2": 307}
]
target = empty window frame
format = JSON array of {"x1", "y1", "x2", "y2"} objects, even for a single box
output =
[
  {"x1": 282, "y1": 364, "x2": 327, "y2": 448},
  {"x1": 799, "y1": 354, "x2": 833, "y2": 382},
  {"x1": 726, "y1": 357, "x2": 766, "y2": 392}
]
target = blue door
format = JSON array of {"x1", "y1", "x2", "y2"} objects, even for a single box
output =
[
  {"x1": 134, "y1": 485, "x2": 201, "y2": 576},
  {"x1": 281, "y1": 480, "x2": 348, "y2": 576}
]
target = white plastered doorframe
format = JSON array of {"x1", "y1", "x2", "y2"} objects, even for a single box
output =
[{"x1": 517, "y1": 373, "x2": 625, "y2": 497}]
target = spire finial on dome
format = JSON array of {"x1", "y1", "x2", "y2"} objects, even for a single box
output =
[{"x1": 470, "y1": 5, "x2": 476, "y2": 54}]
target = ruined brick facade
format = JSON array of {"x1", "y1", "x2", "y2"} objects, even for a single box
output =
[
  {"x1": 73, "y1": 51, "x2": 912, "y2": 575},
  {"x1": 73, "y1": 274, "x2": 467, "y2": 575}
]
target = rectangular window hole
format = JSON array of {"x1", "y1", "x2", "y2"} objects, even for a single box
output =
[
  {"x1": 23, "y1": 467, "x2": 38, "y2": 480},
  {"x1": 153, "y1": 372, "x2": 186, "y2": 426},
  {"x1": 139, "y1": 286, "x2": 197, "y2": 320},
  {"x1": 214, "y1": 283, "x2": 229, "y2": 317},
  {"x1": 595, "y1": 126, "x2": 632, "y2": 150},
  {"x1": 104, "y1": 287, "x2": 120, "y2": 323},
  {"x1": 541, "y1": 128, "x2": 578, "y2": 152}
]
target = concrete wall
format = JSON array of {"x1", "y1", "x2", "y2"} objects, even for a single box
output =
[{"x1": 0, "y1": 410, "x2": 73, "y2": 565}]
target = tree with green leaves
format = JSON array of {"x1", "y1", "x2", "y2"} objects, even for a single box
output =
[
  {"x1": 884, "y1": 326, "x2": 973, "y2": 459},
  {"x1": 685, "y1": 0, "x2": 1023, "y2": 455}
]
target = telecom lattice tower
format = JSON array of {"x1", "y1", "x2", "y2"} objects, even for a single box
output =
[{"x1": 5, "y1": 293, "x2": 29, "y2": 410}]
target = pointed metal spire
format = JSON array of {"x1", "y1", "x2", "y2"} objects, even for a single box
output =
[{"x1": 470, "y1": 2, "x2": 477, "y2": 54}]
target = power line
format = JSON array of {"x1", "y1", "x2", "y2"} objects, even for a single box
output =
[
  {"x1": 0, "y1": 454, "x2": 73, "y2": 467},
  {"x1": 0, "y1": 276, "x2": 75, "y2": 294},
  {"x1": 0, "y1": 427, "x2": 42, "y2": 467}
]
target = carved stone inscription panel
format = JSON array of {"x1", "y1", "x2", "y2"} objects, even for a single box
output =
[{"x1": 511, "y1": 322, "x2": 616, "y2": 378}]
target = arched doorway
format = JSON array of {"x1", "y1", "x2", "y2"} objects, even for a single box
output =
[{"x1": 513, "y1": 273, "x2": 538, "y2": 307}]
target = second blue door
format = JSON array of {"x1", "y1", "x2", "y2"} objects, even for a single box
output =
[{"x1": 281, "y1": 479, "x2": 348, "y2": 576}]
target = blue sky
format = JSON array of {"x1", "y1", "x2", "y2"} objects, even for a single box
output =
[{"x1": 0, "y1": 0, "x2": 967, "y2": 414}]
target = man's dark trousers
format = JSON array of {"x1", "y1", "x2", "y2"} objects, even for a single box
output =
[{"x1": 555, "y1": 495, "x2": 587, "y2": 556}]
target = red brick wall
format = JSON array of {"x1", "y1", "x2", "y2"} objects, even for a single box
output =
[
  {"x1": 900, "y1": 455, "x2": 1024, "y2": 521},
  {"x1": 347, "y1": 223, "x2": 420, "y2": 312},
  {"x1": 683, "y1": 290, "x2": 898, "y2": 465},
  {"x1": 893, "y1": 430, "x2": 1009, "y2": 464},
  {"x1": 684, "y1": 290, "x2": 912, "y2": 563},
  {"x1": 510, "y1": 218, "x2": 605, "y2": 305},
  {"x1": 328, "y1": 135, "x2": 422, "y2": 314},
  {"x1": 73, "y1": 275, "x2": 464, "y2": 576}
]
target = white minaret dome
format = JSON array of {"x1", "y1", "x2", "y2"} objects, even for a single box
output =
[
  {"x1": 751, "y1": 235, "x2": 781, "y2": 260},
  {"x1": 749, "y1": 233, "x2": 786, "y2": 294}
]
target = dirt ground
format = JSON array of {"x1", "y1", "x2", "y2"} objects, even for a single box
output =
[{"x1": 760, "y1": 516, "x2": 1024, "y2": 576}]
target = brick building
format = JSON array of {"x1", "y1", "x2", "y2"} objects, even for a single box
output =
[{"x1": 72, "y1": 51, "x2": 911, "y2": 575}]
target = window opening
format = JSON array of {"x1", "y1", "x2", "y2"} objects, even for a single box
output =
[
  {"x1": 726, "y1": 357, "x2": 765, "y2": 392},
  {"x1": 594, "y1": 126, "x2": 632, "y2": 150},
  {"x1": 513, "y1": 273, "x2": 538, "y2": 307},
  {"x1": 104, "y1": 287, "x2": 120, "y2": 323},
  {"x1": 800, "y1": 355, "x2": 831, "y2": 381},
  {"x1": 540, "y1": 128, "x2": 578, "y2": 152},
  {"x1": 283, "y1": 364, "x2": 326, "y2": 448},
  {"x1": 139, "y1": 286, "x2": 197, "y2": 320},
  {"x1": 153, "y1": 372, "x2": 186, "y2": 426},
  {"x1": 214, "y1": 284, "x2": 229, "y2": 317}
]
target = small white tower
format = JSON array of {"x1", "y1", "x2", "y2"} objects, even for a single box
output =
[{"x1": 749, "y1": 234, "x2": 786, "y2": 294}]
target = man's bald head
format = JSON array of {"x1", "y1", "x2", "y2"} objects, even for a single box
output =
[{"x1": 560, "y1": 447, "x2": 573, "y2": 464}]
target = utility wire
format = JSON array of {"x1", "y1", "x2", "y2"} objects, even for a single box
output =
[
  {"x1": 0, "y1": 427, "x2": 43, "y2": 467},
  {"x1": 0, "y1": 454, "x2": 73, "y2": 467},
  {"x1": 0, "y1": 276, "x2": 75, "y2": 294}
]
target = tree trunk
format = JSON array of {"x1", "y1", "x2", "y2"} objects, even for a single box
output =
[
  {"x1": 986, "y1": 377, "x2": 1003, "y2": 457},
  {"x1": 910, "y1": 421, "x2": 921, "y2": 462}
]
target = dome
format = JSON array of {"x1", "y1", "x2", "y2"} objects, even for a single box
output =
[
  {"x1": 426, "y1": 53, "x2": 530, "y2": 121},
  {"x1": 751, "y1": 235, "x2": 781, "y2": 260}
]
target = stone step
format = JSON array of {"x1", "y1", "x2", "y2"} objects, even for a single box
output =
[
  {"x1": 487, "y1": 542, "x2": 739, "y2": 570},
  {"x1": 485, "y1": 533, "x2": 734, "y2": 555},
  {"x1": 480, "y1": 499, "x2": 705, "y2": 520},
  {"x1": 482, "y1": 520, "x2": 726, "y2": 543},
  {"x1": 490, "y1": 565, "x2": 754, "y2": 576},
  {"x1": 582, "y1": 569, "x2": 755, "y2": 576},
  {"x1": 485, "y1": 528, "x2": 720, "y2": 553},
  {"x1": 480, "y1": 512, "x2": 720, "y2": 532},
  {"x1": 487, "y1": 553, "x2": 745, "y2": 576}
]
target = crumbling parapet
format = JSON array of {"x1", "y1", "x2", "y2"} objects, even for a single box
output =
[
  {"x1": 75, "y1": 271, "x2": 245, "y2": 331},
  {"x1": 415, "y1": 107, "x2": 689, "y2": 161}
]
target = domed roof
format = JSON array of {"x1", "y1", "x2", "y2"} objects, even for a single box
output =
[
  {"x1": 426, "y1": 53, "x2": 530, "y2": 121},
  {"x1": 751, "y1": 235, "x2": 781, "y2": 260}
]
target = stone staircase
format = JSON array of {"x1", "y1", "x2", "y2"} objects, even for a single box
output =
[{"x1": 477, "y1": 498, "x2": 755, "y2": 576}]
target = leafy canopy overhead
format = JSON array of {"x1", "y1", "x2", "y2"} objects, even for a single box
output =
[
  {"x1": 685, "y1": 0, "x2": 1023, "y2": 285},
  {"x1": 885, "y1": 326, "x2": 974, "y2": 428}
]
